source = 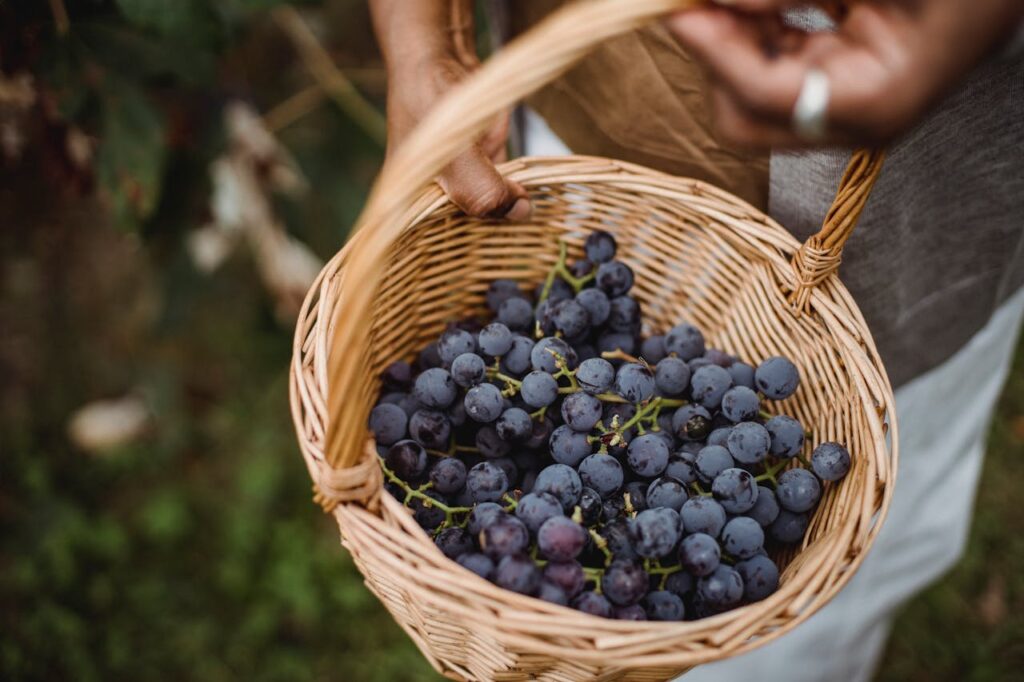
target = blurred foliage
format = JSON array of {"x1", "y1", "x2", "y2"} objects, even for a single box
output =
[{"x1": 0, "y1": 2, "x2": 1021, "y2": 682}]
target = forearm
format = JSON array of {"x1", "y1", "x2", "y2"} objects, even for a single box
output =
[{"x1": 370, "y1": 0, "x2": 474, "y2": 73}]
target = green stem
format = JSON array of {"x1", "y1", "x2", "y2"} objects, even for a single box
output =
[
  {"x1": 378, "y1": 457, "x2": 472, "y2": 516},
  {"x1": 588, "y1": 529, "x2": 614, "y2": 566}
]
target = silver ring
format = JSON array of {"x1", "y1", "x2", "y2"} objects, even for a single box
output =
[{"x1": 792, "y1": 68, "x2": 830, "y2": 141}]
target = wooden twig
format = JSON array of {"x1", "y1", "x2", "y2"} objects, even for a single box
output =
[
  {"x1": 263, "y1": 84, "x2": 326, "y2": 133},
  {"x1": 49, "y1": 0, "x2": 70, "y2": 36}
]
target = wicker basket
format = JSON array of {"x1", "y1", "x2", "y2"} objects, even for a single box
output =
[{"x1": 289, "y1": 1, "x2": 898, "y2": 680}]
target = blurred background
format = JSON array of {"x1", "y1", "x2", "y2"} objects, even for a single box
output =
[{"x1": 0, "y1": 2, "x2": 1021, "y2": 680}]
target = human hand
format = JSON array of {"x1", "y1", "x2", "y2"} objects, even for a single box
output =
[{"x1": 665, "y1": 0, "x2": 1024, "y2": 148}]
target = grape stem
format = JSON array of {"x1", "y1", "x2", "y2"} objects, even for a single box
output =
[
  {"x1": 377, "y1": 456, "x2": 473, "y2": 518},
  {"x1": 588, "y1": 528, "x2": 614, "y2": 566},
  {"x1": 689, "y1": 481, "x2": 712, "y2": 497},
  {"x1": 538, "y1": 240, "x2": 597, "y2": 307},
  {"x1": 601, "y1": 349, "x2": 641, "y2": 364},
  {"x1": 754, "y1": 458, "x2": 790, "y2": 486}
]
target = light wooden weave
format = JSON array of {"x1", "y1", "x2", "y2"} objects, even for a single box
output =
[{"x1": 289, "y1": 1, "x2": 897, "y2": 680}]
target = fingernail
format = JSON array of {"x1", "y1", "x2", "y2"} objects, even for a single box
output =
[{"x1": 506, "y1": 197, "x2": 532, "y2": 222}]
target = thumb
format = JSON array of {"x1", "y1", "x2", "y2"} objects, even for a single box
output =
[{"x1": 437, "y1": 145, "x2": 531, "y2": 220}]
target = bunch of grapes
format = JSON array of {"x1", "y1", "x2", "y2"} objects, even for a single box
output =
[{"x1": 369, "y1": 232, "x2": 852, "y2": 620}]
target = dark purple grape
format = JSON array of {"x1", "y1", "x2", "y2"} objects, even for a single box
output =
[
  {"x1": 553, "y1": 300, "x2": 590, "y2": 338},
  {"x1": 537, "y1": 277, "x2": 574, "y2": 304},
  {"x1": 538, "y1": 516, "x2": 587, "y2": 561},
  {"x1": 654, "y1": 357, "x2": 690, "y2": 396},
  {"x1": 480, "y1": 516, "x2": 530, "y2": 559},
  {"x1": 543, "y1": 560, "x2": 586, "y2": 598},
  {"x1": 697, "y1": 565, "x2": 744, "y2": 608},
  {"x1": 573, "y1": 591, "x2": 612, "y2": 618},
  {"x1": 524, "y1": 416, "x2": 555, "y2": 449},
  {"x1": 575, "y1": 288, "x2": 611, "y2": 327},
  {"x1": 413, "y1": 367, "x2": 457, "y2": 409},
  {"x1": 602, "y1": 560, "x2": 648, "y2": 606},
  {"x1": 486, "y1": 279, "x2": 526, "y2": 312},
  {"x1": 679, "y1": 532, "x2": 720, "y2": 577},
  {"x1": 596, "y1": 331, "x2": 638, "y2": 357},
  {"x1": 578, "y1": 454, "x2": 624, "y2": 499},
  {"x1": 608, "y1": 296, "x2": 641, "y2": 333},
  {"x1": 690, "y1": 365, "x2": 733, "y2": 409},
  {"x1": 626, "y1": 434, "x2": 670, "y2": 477},
  {"x1": 501, "y1": 335, "x2": 535, "y2": 375},
  {"x1": 450, "y1": 352, "x2": 486, "y2": 387},
  {"x1": 490, "y1": 457, "x2": 518, "y2": 488},
  {"x1": 549, "y1": 424, "x2": 593, "y2": 467},
  {"x1": 747, "y1": 485, "x2": 780, "y2": 527},
  {"x1": 603, "y1": 403, "x2": 637, "y2": 436},
  {"x1": 706, "y1": 427, "x2": 732, "y2": 448},
  {"x1": 515, "y1": 492, "x2": 564, "y2": 534},
  {"x1": 695, "y1": 445, "x2": 735, "y2": 483},
  {"x1": 438, "y1": 328, "x2": 477, "y2": 366},
  {"x1": 726, "y1": 421, "x2": 771, "y2": 464},
  {"x1": 466, "y1": 461, "x2": 509, "y2": 503},
  {"x1": 765, "y1": 415, "x2": 805, "y2": 458},
  {"x1": 688, "y1": 357, "x2": 712, "y2": 373},
  {"x1": 735, "y1": 554, "x2": 780, "y2": 601},
  {"x1": 429, "y1": 457, "x2": 467, "y2": 495},
  {"x1": 498, "y1": 297, "x2": 534, "y2": 331},
  {"x1": 475, "y1": 425, "x2": 511, "y2": 459},
  {"x1": 770, "y1": 509, "x2": 810, "y2": 544},
  {"x1": 538, "y1": 581, "x2": 570, "y2": 606},
  {"x1": 640, "y1": 335, "x2": 667, "y2": 364},
  {"x1": 776, "y1": 468, "x2": 821, "y2": 512},
  {"x1": 646, "y1": 477, "x2": 689, "y2": 511},
  {"x1": 601, "y1": 497, "x2": 627, "y2": 524},
  {"x1": 630, "y1": 507, "x2": 681, "y2": 559},
  {"x1": 576, "y1": 357, "x2": 615, "y2": 395},
  {"x1": 680, "y1": 497, "x2": 727, "y2": 537},
  {"x1": 585, "y1": 230, "x2": 617, "y2": 263},
  {"x1": 417, "y1": 342, "x2": 442, "y2": 371},
  {"x1": 721, "y1": 386, "x2": 761, "y2": 422},
  {"x1": 595, "y1": 261, "x2": 634, "y2": 297},
  {"x1": 561, "y1": 392, "x2": 603, "y2": 432},
  {"x1": 664, "y1": 323, "x2": 705, "y2": 361},
  {"x1": 533, "y1": 464, "x2": 583, "y2": 511},
  {"x1": 671, "y1": 404, "x2": 712, "y2": 441},
  {"x1": 728, "y1": 361, "x2": 756, "y2": 389},
  {"x1": 624, "y1": 481, "x2": 649, "y2": 512},
  {"x1": 465, "y1": 383, "x2": 504, "y2": 423},
  {"x1": 408, "y1": 409, "x2": 451, "y2": 450},
  {"x1": 664, "y1": 571, "x2": 694, "y2": 597},
  {"x1": 384, "y1": 440, "x2": 427, "y2": 481},
  {"x1": 495, "y1": 407, "x2": 532, "y2": 442},
  {"x1": 495, "y1": 554, "x2": 541, "y2": 595},
  {"x1": 812, "y1": 442, "x2": 852, "y2": 481},
  {"x1": 410, "y1": 491, "x2": 447, "y2": 530},
  {"x1": 712, "y1": 467, "x2": 759, "y2": 514},
  {"x1": 435, "y1": 527, "x2": 474, "y2": 559},
  {"x1": 381, "y1": 360, "x2": 413, "y2": 391},
  {"x1": 578, "y1": 487, "x2": 603, "y2": 526},
  {"x1": 665, "y1": 453, "x2": 698, "y2": 484},
  {"x1": 615, "y1": 362, "x2": 656, "y2": 403},
  {"x1": 644, "y1": 590, "x2": 685, "y2": 621},
  {"x1": 468, "y1": 502, "x2": 506, "y2": 535},
  {"x1": 457, "y1": 552, "x2": 495, "y2": 580},
  {"x1": 614, "y1": 604, "x2": 648, "y2": 621},
  {"x1": 704, "y1": 348, "x2": 735, "y2": 367},
  {"x1": 532, "y1": 336, "x2": 576, "y2": 373},
  {"x1": 722, "y1": 516, "x2": 765, "y2": 559},
  {"x1": 520, "y1": 371, "x2": 559, "y2": 408},
  {"x1": 477, "y1": 322, "x2": 513, "y2": 357},
  {"x1": 369, "y1": 403, "x2": 408, "y2": 445},
  {"x1": 570, "y1": 258, "x2": 595, "y2": 278},
  {"x1": 755, "y1": 356, "x2": 800, "y2": 400}
]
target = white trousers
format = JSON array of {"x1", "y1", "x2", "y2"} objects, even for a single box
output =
[{"x1": 522, "y1": 109, "x2": 1024, "y2": 681}]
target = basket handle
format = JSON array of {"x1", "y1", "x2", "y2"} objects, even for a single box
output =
[{"x1": 321, "y1": 0, "x2": 884, "y2": 483}]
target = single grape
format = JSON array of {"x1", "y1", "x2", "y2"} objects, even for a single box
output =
[
  {"x1": 665, "y1": 453, "x2": 698, "y2": 485},
  {"x1": 721, "y1": 386, "x2": 761, "y2": 422},
  {"x1": 722, "y1": 516, "x2": 765, "y2": 559},
  {"x1": 646, "y1": 477, "x2": 688, "y2": 511},
  {"x1": 626, "y1": 434, "x2": 670, "y2": 478},
  {"x1": 434, "y1": 527, "x2": 474, "y2": 559},
  {"x1": 680, "y1": 497, "x2": 727, "y2": 537},
  {"x1": 654, "y1": 356, "x2": 691, "y2": 396},
  {"x1": 384, "y1": 440, "x2": 427, "y2": 481},
  {"x1": 450, "y1": 352, "x2": 487, "y2": 387},
  {"x1": 413, "y1": 367, "x2": 457, "y2": 409},
  {"x1": 533, "y1": 464, "x2": 583, "y2": 511},
  {"x1": 520, "y1": 371, "x2": 559, "y2": 408},
  {"x1": 735, "y1": 554, "x2": 780, "y2": 601},
  {"x1": 543, "y1": 560, "x2": 586, "y2": 599},
  {"x1": 679, "y1": 532, "x2": 721, "y2": 577},
  {"x1": 608, "y1": 296, "x2": 641, "y2": 333},
  {"x1": 480, "y1": 516, "x2": 530, "y2": 559},
  {"x1": 728, "y1": 361, "x2": 756, "y2": 389},
  {"x1": 695, "y1": 445, "x2": 735, "y2": 483},
  {"x1": 640, "y1": 335, "x2": 667, "y2": 364},
  {"x1": 770, "y1": 509, "x2": 811, "y2": 544},
  {"x1": 456, "y1": 552, "x2": 495, "y2": 580},
  {"x1": 664, "y1": 323, "x2": 705, "y2": 361},
  {"x1": 429, "y1": 457, "x2": 467, "y2": 495},
  {"x1": 438, "y1": 328, "x2": 477, "y2": 366},
  {"x1": 602, "y1": 497, "x2": 626, "y2": 524},
  {"x1": 688, "y1": 357, "x2": 712, "y2": 373},
  {"x1": 553, "y1": 300, "x2": 590, "y2": 338},
  {"x1": 570, "y1": 258, "x2": 594, "y2": 278},
  {"x1": 664, "y1": 571, "x2": 694, "y2": 597},
  {"x1": 644, "y1": 591, "x2": 685, "y2": 621},
  {"x1": 755, "y1": 356, "x2": 800, "y2": 400},
  {"x1": 468, "y1": 502, "x2": 506, "y2": 535},
  {"x1": 706, "y1": 427, "x2": 732, "y2": 448},
  {"x1": 515, "y1": 492, "x2": 564, "y2": 534},
  {"x1": 776, "y1": 468, "x2": 822, "y2": 512},
  {"x1": 538, "y1": 516, "x2": 588, "y2": 561},
  {"x1": 408, "y1": 409, "x2": 451, "y2": 450},
  {"x1": 417, "y1": 342, "x2": 442, "y2": 371},
  {"x1": 601, "y1": 560, "x2": 649, "y2": 606},
  {"x1": 466, "y1": 461, "x2": 509, "y2": 503},
  {"x1": 537, "y1": 276, "x2": 574, "y2": 304},
  {"x1": 410, "y1": 491, "x2": 447, "y2": 530},
  {"x1": 727, "y1": 421, "x2": 771, "y2": 464},
  {"x1": 532, "y1": 336, "x2": 576, "y2": 373},
  {"x1": 478, "y1": 322, "x2": 514, "y2": 357},
  {"x1": 596, "y1": 331, "x2": 638, "y2": 357},
  {"x1": 711, "y1": 467, "x2": 759, "y2": 514},
  {"x1": 690, "y1": 364, "x2": 733, "y2": 409},
  {"x1": 524, "y1": 416, "x2": 555, "y2": 450},
  {"x1": 578, "y1": 487, "x2": 603, "y2": 526},
  {"x1": 490, "y1": 457, "x2": 518, "y2": 488},
  {"x1": 624, "y1": 481, "x2": 649, "y2": 512},
  {"x1": 765, "y1": 415, "x2": 805, "y2": 458},
  {"x1": 576, "y1": 357, "x2": 615, "y2": 395},
  {"x1": 614, "y1": 604, "x2": 648, "y2": 621},
  {"x1": 498, "y1": 297, "x2": 533, "y2": 331},
  {"x1": 630, "y1": 507, "x2": 682, "y2": 559},
  {"x1": 494, "y1": 554, "x2": 541, "y2": 595},
  {"x1": 573, "y1": 591, "x2": 613, "y2": 618},
  {"x1": 578, "y1": 453, "x2": 624, "y2": 499},
  {"x1": 495, "y1": 407, "x2": 532, "y2": 442},
  {"x1": 561, "y1": 392, "x2": 603, "y2": 432},
  {"x1": 549, "y1": 424, "x2": 593, "y2": 467},
  {"x1": 486, "y1": 279, "x2": 526, "y2": 312},
  {"x1": 538, "y1": 581, "x2": 570, "y2": 606},
  {"x1": 475, "y1": 425, "x2": 511, "y2": 459},
  {"x1": 615, "y1": 362, "x2": 656, "y2": 403},
  {"x1": 575, "y1": 288, "x2": 611, "y2": 327},
  {"x1": 812, "y1": 442, "x2": 852, "y2": 481},
  {"x1": 697, "y1": 565, "x2": 744, "y2": 608},
  {"x1": 381, "y1": 360, "x2": 413, "y2": 391},
  {"x1": 585, "y1": 230, "x2": 617, "y2": 263},
  {"x1": 464, "y1": 383, "x2": 504, "y2": 423},
  {"x1": 747, "y1": 485, "x2": 781, "y2": 527},
  {"x1": 501, "y1": 335, "x2": 535, "y2": 375},
  {"x1": 595, "y1": 260, "x2": 635, "y2": 297},
  {"x1": 369, "y1": 403, "x2": 408, "y2": 445}
]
